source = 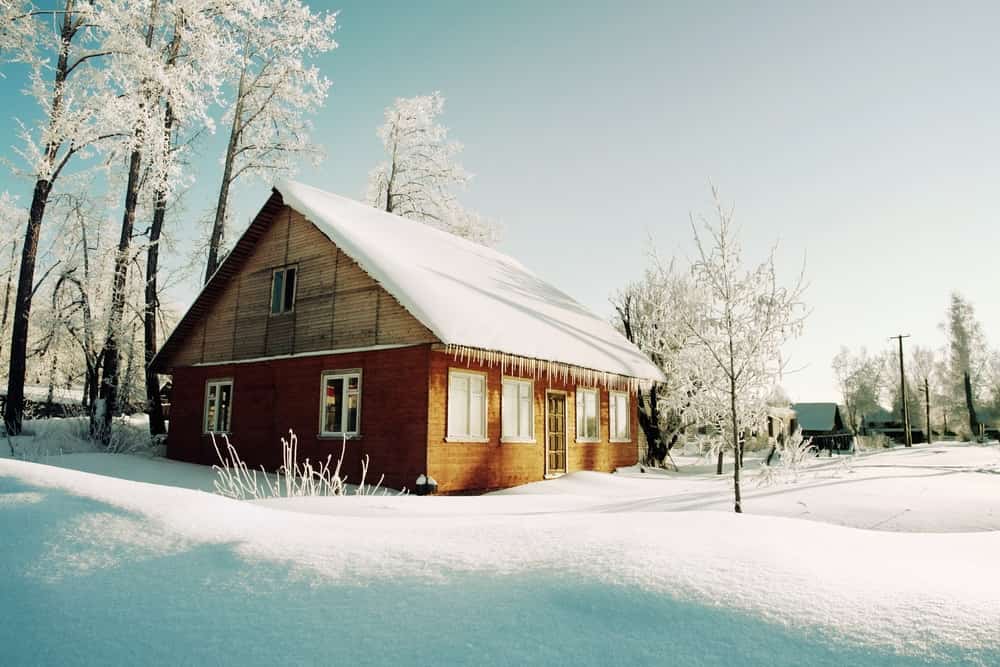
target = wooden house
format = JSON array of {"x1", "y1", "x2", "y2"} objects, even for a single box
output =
[
  {"x1": 791, "y1": 402, "x2": 855, "y2": 453},
  {"x1": 151, "y1": 181, "x2": 664, "y2": 493}
]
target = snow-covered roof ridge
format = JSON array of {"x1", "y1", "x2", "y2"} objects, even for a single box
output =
[{"x1": 275, "y1": 180, "x2": 664, "y2": 382}]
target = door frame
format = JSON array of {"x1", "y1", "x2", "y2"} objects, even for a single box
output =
[{"x1": 544, "y1": 390, "x2": 569, "y2": 478}]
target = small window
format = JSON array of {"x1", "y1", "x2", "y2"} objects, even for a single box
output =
[
  {"x1": 447, "y1": 370, "x2": 487, "y2": 441},
  {"x1": 501, "y1": 378, "x2": 534, "y2": 442},
  {"x1": 609, "y1": 391, "x2": 630, "y2": 441},
  {"x1": 204, "y1": 379, "x2": 233, "y2": 433},
  {"x1": 321, "y1": 371, "x2": 361, "y2": 436},
  {"x1": 270, "y1": 266, "x2": 297, "y2": 314},
  {"x1": 575, "y1": 388, "x2": 600, "y2": 442}
]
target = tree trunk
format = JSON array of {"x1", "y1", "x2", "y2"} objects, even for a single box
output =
[
  {"x1": 205, "y1": 70, "x2": 246, "y2": 284},
  {"x1": 94, "y1": 147, "x2": 143, "y2": 443},
  {"x1": 964, "y1": 370, "x2": 978, "y2": 437},
  {"x1": 0, "y1": 241, "x2": 17, "y2": 372},
  {"x1": 5, "y1": 180, "x2": 53, "y2": 434},
  {"x1": 143, "y1": 99, "x2": 175, "y2": 437},
  {"x1": 716, "y1": 447, "x2": 724, "y2": 475},
  {"x1": 730, "y1": 376, "x2": 742, "y2": 513},
  {"x1": 637, "y1": 384, "x2": 666, "y2": 465}
]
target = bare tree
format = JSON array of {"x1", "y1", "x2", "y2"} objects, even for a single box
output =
[
  {"x1": 366, "y1": 92, "x2": 499, "y2": 245},
  {"x1": 676, "y1": 187, "x2": 807, "y2": 513}
]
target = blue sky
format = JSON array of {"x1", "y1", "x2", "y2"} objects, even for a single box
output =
[{"x1": 2, "y1": 1, "x2": 999, "y2": 400}]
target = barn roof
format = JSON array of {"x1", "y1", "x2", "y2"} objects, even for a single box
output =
[
  {"x1": 792, "y1": 402, "x2": 845, "y2": 433},
  {"x1": 154, "y1": 181, "x2": 664, "y2": 383}
]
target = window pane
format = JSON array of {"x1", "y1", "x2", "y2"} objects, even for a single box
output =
[
  {"x1": 518, "y1": 392, "x2": 531, "y2": 437},
  {"x1": 217, "y1": 384, "x2": 232, "y2": 432},
  {"x1": 469, "y1": 376, "x2": 484, "y2": 437},
  {"x1": 271, "y1": 271, "x2": 284, "y2": 314},
  {"x1": 584, "y1": 390, "x2": 598, "y2": 438},
  {"x1": 616, "y1": 395, "x2": 628, "y2": 438},
  {"x1": 448, "y1": 375, "x2": 469, "y2": 437},
  {"x1": 205, "y1": 385, "x2": 217, "y2": 432},
  {"x1": 346, "y1": 376, "x2": 359, "y2": 433},
  {"x1": 324, "y1": 377, "x2": 344, "y2": 433},
  {"x1": 283, "y1": 267, "x2": 296, "y2": 311},
  {"x1": 502, "y1": 381, "x2": 517, "y2": 438}
]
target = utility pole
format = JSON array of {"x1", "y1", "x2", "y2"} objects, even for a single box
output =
[
  {"x1": 922, "y1": 377, "x2": 932, "y2": 444},
  {"x1": 889, "y1": 334, "x2": 912, "y2": 447}
]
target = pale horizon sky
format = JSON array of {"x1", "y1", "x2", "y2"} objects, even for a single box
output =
[{"x1": 2, "y1": 1, "x2": 999, "y2": 401}]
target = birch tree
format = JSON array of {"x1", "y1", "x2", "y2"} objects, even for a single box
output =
[
  {"x1": 203, "y1": 0, "x2": 337, "y2": 283},
  {"x1": 366, "y1": 92, "x2": 499, "y2": 245},
  {"x1": 676, "y1": 187, "x2": 807, "y2": 513},
  {"x1": 3, "y1": 1, "x2": 119, "y2": 435}
]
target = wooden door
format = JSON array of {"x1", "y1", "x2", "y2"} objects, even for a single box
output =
[{"x1": 546, "y1": 393, "x2": 567, "y2": 475}]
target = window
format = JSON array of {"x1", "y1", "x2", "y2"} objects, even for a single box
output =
[
  {"x1": 609, "y1": 391, "x2": 630, "y2": 441},
  {"x1": 501, "y1": 378, "x2": 534, "y2": 442},
  {"x1": 270, "y1": 266, "x2": 297, "y2": 314},
  {"x1": 320, "y1": 371, "x2": 361, "y2": 436},
  {"x1": 447, "y1": 370, "x2": 486, "y2": 441},
  {"x1": 204, "y1": 379, "x2": 233, "y2": 433},
  {"x1": 575, "y1": 388, "x2": 600, "y2": 442}
]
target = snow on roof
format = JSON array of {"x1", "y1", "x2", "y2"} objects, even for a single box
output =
[
  {"x1": 275, "y1": 180, "x2": 664, "y2": 382},
  {"x1": 792, "y1": 402, "x2": 844, "y2": 432}
]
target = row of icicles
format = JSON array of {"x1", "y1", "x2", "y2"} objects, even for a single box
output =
[{"x1": 444, "y1": 344, "x2": 641, "y2": 391}]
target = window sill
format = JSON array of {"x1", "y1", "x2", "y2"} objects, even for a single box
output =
[
  {"x1": 500, "y1": 437, "x2": 537, "y2": 445},
  {"x1": 445, "y1": 436, "x2": 489, "y2": 443},
  {"x1": 318, "y1": 433, "x2": 362, "y2": 440},
  {"x1": 575, "y1": 438, "x2": 601, "y2": 444},
  {"x1": 610, "y1": 438, "x2": 632, "y2": 444}
]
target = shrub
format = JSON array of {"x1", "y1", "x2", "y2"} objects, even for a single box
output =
[{"x1": 211, "y1": 429, "x2": 396, "y2": 500}]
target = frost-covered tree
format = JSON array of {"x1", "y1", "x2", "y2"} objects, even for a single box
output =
[
  {"x1": 203, "y1": 0, "x2": 337, "y2": 283},
  {"x1": 612, "y1": 257, "x2": 720, "y2": 467},
  {"x1": 675, "y1": 187, "x2": 807, "y2": 513},
  {"x1": 940, "y1": 292, "x2": 987, "y2": 437},
  {"x1": 3, "y1": 1, "x2": 120, "y2": 435},
  {"x1": 0, "y1": 0, "x2": 33, "y2": 67},
  {"x1": 366, "y1": 92, "x2": 499, "y2": 245},
  {"x1": 832, "y1": 347, "x2": 885, "y2": 432},
  {"x1": 93, "y1": 0, "x2": 226, "y2": 441}
]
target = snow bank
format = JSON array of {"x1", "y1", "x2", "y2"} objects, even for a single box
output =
[{"x1": 2, "y1": 455, "x2": 999, "y2": 663}]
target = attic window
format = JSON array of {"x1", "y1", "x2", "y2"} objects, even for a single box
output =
[{"x1": 270, "y1": 266, "x2": 297, "y2": 314}]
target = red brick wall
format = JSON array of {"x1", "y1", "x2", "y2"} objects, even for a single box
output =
[
  {"x1": 167, "y1": 344, "x2": 431, "y2": 491},
  {"x1": 426, "y1": 351, "x2": 639, "y2": 493}
]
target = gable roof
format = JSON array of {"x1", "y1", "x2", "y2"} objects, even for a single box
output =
[
  {"x1": 792, "y1": 403, "x2": 845, "y2": 433},
  {"x1": 154, "y1": 181, "x2": 664, "y2": 383}
]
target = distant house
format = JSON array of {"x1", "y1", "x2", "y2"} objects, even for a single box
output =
[
  {"x1": 791, "y1": 403, "x2": 854, "y2": 452},
  {"x1": 861, "y1": 408, "x2": 926, "y2": 444},
  {"x1": 151, "y1": 181, "x2": 664, "y2": 493}
]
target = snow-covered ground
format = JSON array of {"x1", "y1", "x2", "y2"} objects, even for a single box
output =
[{"x1": 2, "y1": 437, "x2": 999, "y2": 665}]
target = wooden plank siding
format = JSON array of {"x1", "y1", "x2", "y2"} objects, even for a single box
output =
[
  {"x1": 426, "y1": 350, "x2": 639, "y2": 493},
  {"x1": 158, "y1": 203, "x2": 437, "y2": 371}
]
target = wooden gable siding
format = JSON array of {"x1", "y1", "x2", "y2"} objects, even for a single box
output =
[{"x1": 165, "y1": 204, "x2": 436, "y2": 369}]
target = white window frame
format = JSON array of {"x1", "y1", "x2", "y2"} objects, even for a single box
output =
[
  {"x1": 446, "y1": 369, "x2": 488, "y2": 442},
  {"x1": 203, "y1": 378, "x2": 234, "y2": 434},
  {"x1": 575, "y1": 387, "x2": 601, "y2": 443},
  {"x1": 319, "y1": 369, "x2": 362, "y2": 437},
  {"x1": 609, "y1": 390, "x2": 631, "y2": 442},
  {"x1": 269, "y1": 264, "x2": 298, "y2": 316},
  {"x1": 501, "y1": 377, "x2": 535, "y2": 443}
]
